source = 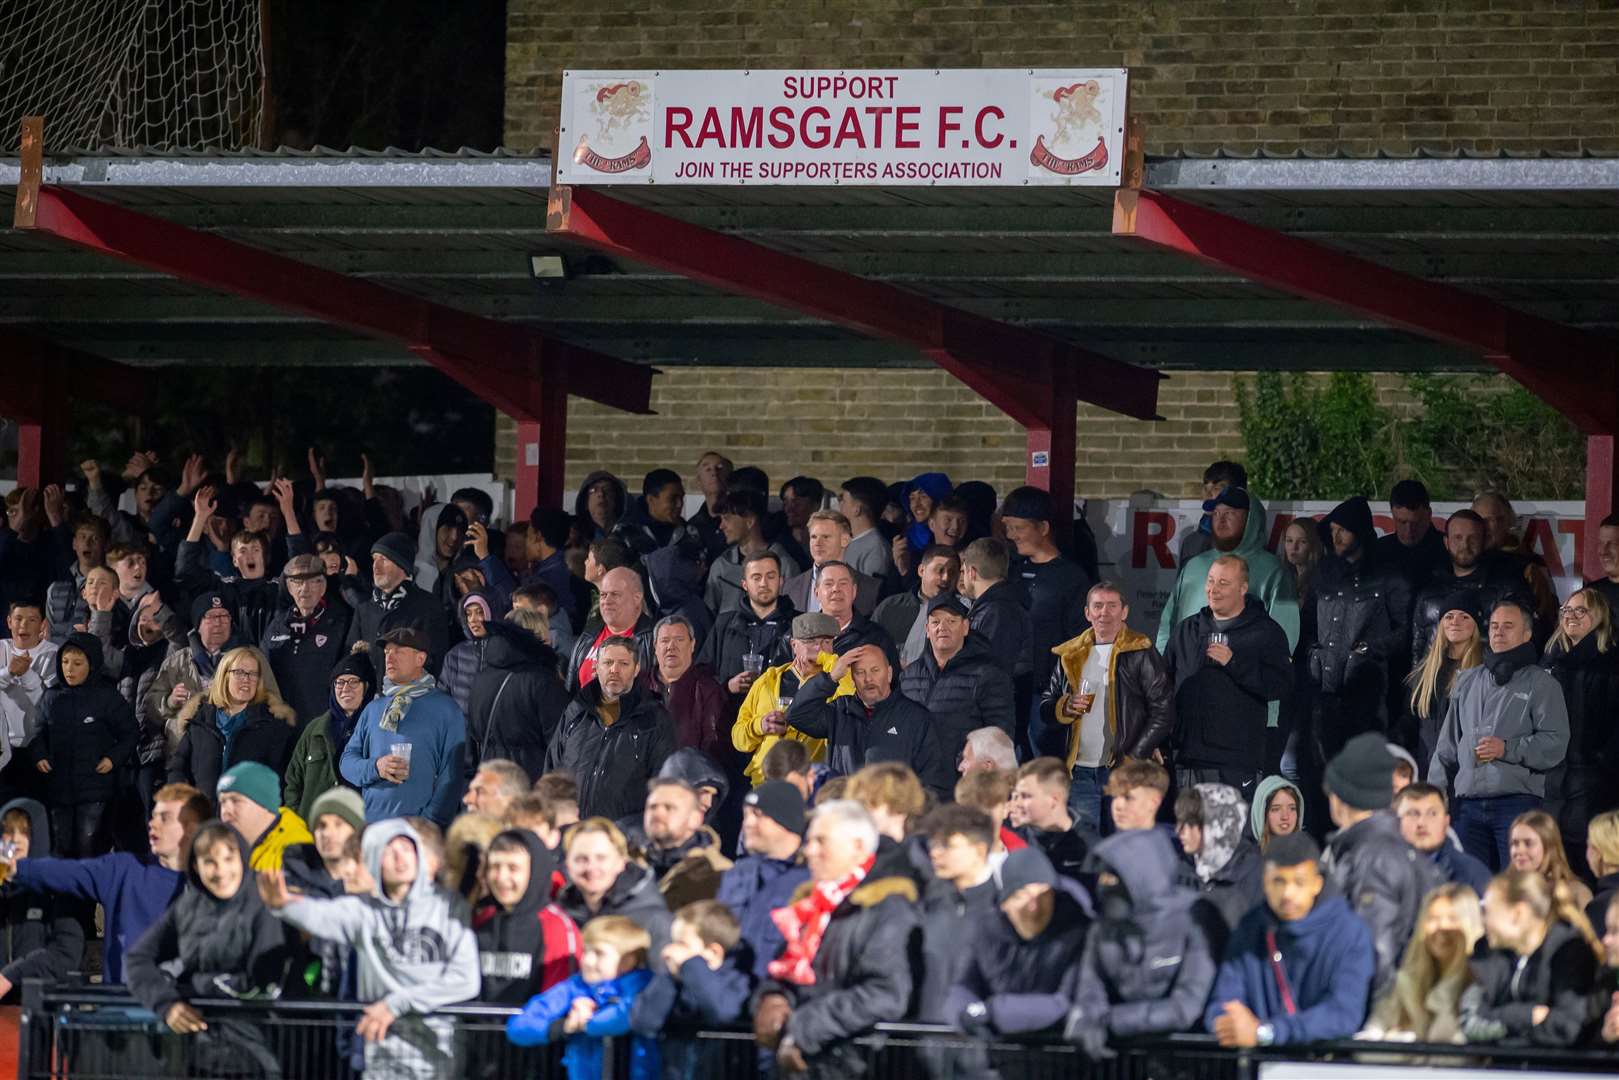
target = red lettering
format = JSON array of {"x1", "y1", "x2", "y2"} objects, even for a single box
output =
[
  {"x1": 1133, "y1": 511, "x2": 1177, "y2": 570},
  {"x1": 1371, "y1": 514, "x2": 1394, "y2": 536},
  {"x1": 730, "y1": 106, "x2": 763, "y2": 147},
  {"x1": 815, "y1": 76, "x2": 832, "y2": 97},
  {"x1": 768, "y1": 106, "x2": 794, "y2": 148},
  {"x1": 938, "y1": 105, "x2": 963, "y2": 148},
  {"x1": 833, "y1": 108, "x2": 866, "y2": 148},
  {"x1": 694, "y1": 107, "x2": 724, "y2": 147},
  {"x1": 1559, "y1": 518, "x2": 1587, "y2": 577},
  {"x1": 801, "y1": 106, "x2": 831, "y2": 149},
  {"x1": 863, "y1": 105, "x2": 892, "y2": 143},
  {"x1": 974, "y1": 105, "x2": 1005, "y2": 148},
  {"x1": 896, "y1": 106, "x2": 921, "y2": 148},
  {"x1": 665, "y1": 107, "x2": 694, "y2": 148}
]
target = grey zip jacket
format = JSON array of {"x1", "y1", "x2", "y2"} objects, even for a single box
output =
[
  {"x1": 1429, "y1": 661, "x2": 1569, "y2": 799},
  {"x1": 273, "y1": 819, "x2": 481, "y2": 1078}
]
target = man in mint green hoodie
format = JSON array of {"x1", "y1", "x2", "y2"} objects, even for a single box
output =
[{"x1": 1155, "y1": 489, "x2": 1300, "y2": 730}]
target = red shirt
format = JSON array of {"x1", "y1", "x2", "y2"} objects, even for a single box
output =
[{"x1": 577, "y1": 624, "x2": 635, "y2": 687}]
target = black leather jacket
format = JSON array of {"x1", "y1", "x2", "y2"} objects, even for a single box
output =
[{"x1": 1322, "y1": 811, "x2": 1445, "y2": 999}]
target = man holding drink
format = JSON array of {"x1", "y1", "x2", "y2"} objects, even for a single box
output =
[
  {"x1": 1162, "y1": 557, "x2": 1292, "y2": 801},
  {"x1": 340, "y1": 628, "x2": 467, "y2": 827},
  {"x1": 732, "y1": 614, "x2": 842, "y2": 788},
  {"x1": 1041, "y1": 583, "x2": 1174, "y2": 832}
]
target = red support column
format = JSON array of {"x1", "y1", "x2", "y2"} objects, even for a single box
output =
[
  {"x1": 512, "y1": 371, "x2": 570, "y2": 521},
  {"x1": 1026, "y1": 365, "x2": 1078, "y2": 529},
  {"x1": 1585, "y1": 436, "x2": 1618, "y2": 581},
  {"x1": 13, "y1": 420, "x2": 62, "y2": 490}
]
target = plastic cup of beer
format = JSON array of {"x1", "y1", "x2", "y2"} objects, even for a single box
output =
[{"x1": 390, "y1": 742, "x2": 413, "y2": 781}]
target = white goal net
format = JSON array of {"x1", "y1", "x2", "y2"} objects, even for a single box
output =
[{"x1": 0, "y1": 0, "x2": 264, "y2": 152}]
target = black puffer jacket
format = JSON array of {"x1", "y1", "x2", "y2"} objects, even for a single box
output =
[
  {"x1": 786, "y1": 673, "x2": 953, "y2": 798},
  {"x1": 898, "y1": 635, "x2": 1015, "y2": 767},
  {"x1": 1310, "y1": 498, "x2": 1412, "y2": 704},
  {"x1": 1067, "y1": 829, "x2": 1225, "y2": 1037},
  {"x1": 30, "y1": 634, "x2": 137, "y2": 806},
  {"x1": 545, "y1": 683, "x2": 677, "y2": 822},
  {"x1": 564, "y1": 614, "x2": 657, "y2": 694},
  {"x1": 166, "y1": 697, "x2": 298, "y2": 797},
  {"x1": 1460, "y1": 921, "x2": 1599, "y2": 1046},
  {"x1": 943, "y1": 883, "x2": 1092, "y2": 1034},
  {"x1": 1322, "y1": 810, "x2": 1446, "y2": 999},
  {"x1": 771, "y1": 872, "x2": 922, "y2": 1075},
  {"x1": 261, "y1": 598, "x2": 352, "y2": 732},
  {"x1": 1539, "y1": 634, "x2": 1619, "y2": 775},
  {"x1": 0, "y1": 798, "x2": 86, "y2": 999},
  {"x1": 466, "y1": 620, "x2": 570, "y2": 782},
  {"x1": 1411, "y1": 560, "x2": 1535, "y2": 668},
  {"x1": 967, "y1": 579, "x2": 1034, "y2": 680}
]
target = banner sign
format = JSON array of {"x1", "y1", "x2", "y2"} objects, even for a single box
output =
[
  {"x1": 557, "y1": 68, "x2": 1128, "y2": 186},
  {"x1": 1088, "y1": 499, "x2": 1588, "y2": 634}
]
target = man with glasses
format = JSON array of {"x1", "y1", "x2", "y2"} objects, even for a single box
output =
[
  {"x1": 733, "y1": 613, "x2": 841, "y2": 787},
  {"x1": 139, "y1": 590, "x2": 244, "y2": 769},
  {"x1": 262, "y1": 554, "x2": 352, "y2": 730}
]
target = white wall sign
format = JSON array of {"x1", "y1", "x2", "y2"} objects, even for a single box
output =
[{"x1": 557, "y1": 68, "x2": 1128, "y2": 186}]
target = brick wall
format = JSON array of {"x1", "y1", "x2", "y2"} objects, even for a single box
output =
[
  {"x1": 506, "y1": 0, "x2": 1619, "y2": 156},
  {"x1": 495, "y1": 367, "x2": 1427, "y2": 501}
]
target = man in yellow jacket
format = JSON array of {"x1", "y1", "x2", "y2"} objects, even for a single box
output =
[
  {"x1": 733, "y1": 612, "x2": 852, "y2": 786},
  {"x1": 215, "y1": 761, "x2": 312, "y2": 871}
]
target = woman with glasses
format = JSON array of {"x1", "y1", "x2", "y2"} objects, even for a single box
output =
[
  {"x1": 166, "y1": 646, "x2": 298, "y2": 798},
  {"x1": 283, "y1": 652, "x2": 377, "y2": 825},
  {"x1": 1540, "y1": 587, "x2": 1619, "y2": 877}
]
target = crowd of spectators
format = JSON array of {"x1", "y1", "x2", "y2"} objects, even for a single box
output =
[{"x1": 0, "y1": 448, "x2": 1615, "y2": 1078}]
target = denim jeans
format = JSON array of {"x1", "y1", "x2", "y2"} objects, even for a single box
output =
[
  {"x1": 1068, "y1": 765, "x2": 1110, "y2": 835},
  {"x1": 1452, "y1": 793, "x2": 1542, "y2": 873}
]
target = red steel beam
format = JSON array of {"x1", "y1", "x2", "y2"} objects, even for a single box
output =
[
  {"x1": 1586, "y1": 436, "x2": 1618, "y2": 581},
  {"x1": 16, "y1": 185, "x2": 654, "y2": 420},
  {"x1": 547, "y1": 185, "x2": 1162, "y2": 428},
  {"x1": 1, "y1": 333, "x2": 150, "y2": 487},
  {"x1": 1112, "y1": 187, "x2": 1619, "y2": 434}
]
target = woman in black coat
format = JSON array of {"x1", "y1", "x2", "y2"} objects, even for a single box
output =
[
  {"x1": 166, "y1": 645, "x2": 297, "y2": 797},
  {"x1": 467, "y1": 616, "x2": 570, "y2": 781},
  {"x1": 30, "y1": 632, "x2": 136, "y2": 856},
  {"x1": 1539, "y1": 587, "x2": 1619, "y2": 876}
]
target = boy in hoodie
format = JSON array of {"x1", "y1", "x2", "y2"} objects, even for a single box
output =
[
  {"x1": 127, "y1": 821, "x2": 293, "y2": 1074},
  {"x1": 1062, "y1": 829, "x2": 1225, "y2": 1058},
  {"x1": 10, "y1": 782, "x2": 208, "y2": 983},
  {"x1": 0, "y1": 798, "x2": 85, "y2": 1001},
  {"x1": 473, "y1": 829, "x2": 579, "y2": 1004},
  {"x1": 259, "y1": 818, "x2": 481, "y2": 1079},
  {"x1": 507, "y1": 914, "x2": 659, "y2": 1080},
  {"x1": 30, "y1": 633, "x2": 137, "y2": 856},
  {"x1": 1204, "y1": 832, "x2": 1375, "y2": 1047},
  {"x1": 630, "y1": 899, "x2": 753, "y2": 1075}
]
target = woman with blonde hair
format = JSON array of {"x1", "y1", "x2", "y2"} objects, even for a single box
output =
[
  {"x1": 1509, "y1": 810, "x2": 1593, "y2": 913},
  {"x1": 1540, "y1": 586, "x2": 1619, "y2": 877},
  {"x1": 1360, "y1": 883, "x2": 1485, "y2": 1043},
  {"x1": 166, "y1": 645, "x2": 297, "y2": 796},
  {"x1": 1406, "y1": 593, "x2": 1484, "y2": 768},
  {"x1": 1585, "y1": 809, "x2": 1619, "y2": 931},
  {"x1": 1459, "y1": 869, "x2": 1602, "y2": 1045}
]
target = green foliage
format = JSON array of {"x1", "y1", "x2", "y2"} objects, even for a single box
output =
[
  {"x1": 1235, "y1": 370, "x2": 1585, "y2": 501},
  {"x1": 1401, "y1": 374, "x2": 1584, "y2": 499},
  {"x1": 1235, "y1": 372, "x2": 1395, "y2": 500}
]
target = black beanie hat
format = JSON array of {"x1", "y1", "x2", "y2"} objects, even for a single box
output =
[
  {"x1": 1438, "y1": 590, "x2": 1484, "y2": 629},
  {"x1": 1324, "y1": 732, "x2": 1396, "y2": 811},
  {"x1": 370, "y1": 532, "x2": 416, "y2": 574}
]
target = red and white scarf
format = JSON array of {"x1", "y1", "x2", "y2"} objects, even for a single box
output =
[{"x1": 766, "y1": 854, "x2": 875, "y2": 986}]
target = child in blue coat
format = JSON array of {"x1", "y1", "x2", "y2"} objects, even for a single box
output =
[{"x1": 507, "y1": 915, "x2": 659, "y2": 1080}]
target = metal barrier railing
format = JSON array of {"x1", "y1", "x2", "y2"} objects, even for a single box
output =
[{"x1": 17, "y1": 981, "x2": 1619, "y2": 1080}]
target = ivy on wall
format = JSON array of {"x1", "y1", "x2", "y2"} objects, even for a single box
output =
[{"x1": 1235, "y1": 371, "x2": 1584, "y2": 501}]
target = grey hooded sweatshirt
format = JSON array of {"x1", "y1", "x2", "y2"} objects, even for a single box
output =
[{"x1": 273, "y1": 819, "x2": 481, "y2": 1078}]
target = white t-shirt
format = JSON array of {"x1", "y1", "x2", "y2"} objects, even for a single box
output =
[{"x1": 1074, "y1": 642, "x2": 1113, "y2": 768}]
